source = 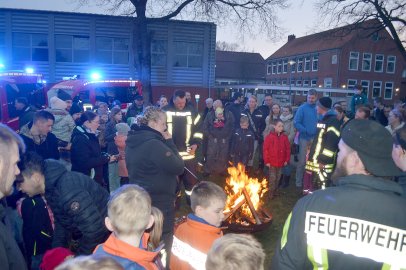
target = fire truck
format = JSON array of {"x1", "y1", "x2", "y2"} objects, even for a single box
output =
[
  {"x1": 0, "y1": 71, "x2": 46, "y2": 130},
  {"x1": 47, "y1": 77, "x2": 143, "y2": 112}
]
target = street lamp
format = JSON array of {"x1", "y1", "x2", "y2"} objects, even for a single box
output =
[{"x1": 288, "y1": 60, "x2": 296, "y2": 105}]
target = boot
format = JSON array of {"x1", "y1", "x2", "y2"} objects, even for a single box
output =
[
  {"x1": 278, "y1": 174, "x2": 284, "y2": 188},
  {"x1": 282, "y1": 175, "x2": 290, "y2": 188}
]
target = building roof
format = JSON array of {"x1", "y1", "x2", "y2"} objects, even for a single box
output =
[
  {"x1": 267, "y1": 19, "x2": 383, "y2": 60},
  {"x1": 216, "y1": 50, "x2": 265, "y2": 81}
]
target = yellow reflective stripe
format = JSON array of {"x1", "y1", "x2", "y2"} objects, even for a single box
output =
[
  {"x1": 312, "y1": 128, "x2": 325, "y2": 167},
  {"x1": 194, "y1": 114, "x2": 201, "y2": 125},
  {"x1": 281, "y1": 212, "x2": 292, "y2": 249},
  {"x1": 322, "y1": 148, "x2": 334, "y2": 158},
  {"x1": 172, "y1": 236, "x2": 206, "y2": 270},
  {"x1": 326, "y1": 126, "x2": 340, "y2": 137},
  {"x1": 382, "y1": 263, "x2": 391, "y2": 270},
  {"x1": 34, "y1": 241, "x2": 37, "y2": 256},
  {"x1": 175, "y1": 111, "x2": 192, "y2": 117},
  {"x1": 186, "y1": 116, "x2": 192, "y2": 145},
  {"x1": 41, "y1": 231, "x2": 51, "y2": 238},
  {"x1": 193, "y1": 132, "x2": 203, "y2": 139},
  {"x1": 179, "y1": 152, "x2": 195, "y2": 160},
  {"x1": 307, "y1": 245, "x2": 328, "y2": 270},
  {"x1": 32, "y1": 199, "x2": 36, "y2": 206},
  {"x1": 168, "y1": 123, "x2": 173, "y2": 136}
]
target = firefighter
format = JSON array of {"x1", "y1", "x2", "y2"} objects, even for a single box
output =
[
  {"x1": 304, "y1": 97, "x2": 341, "y2": 193},
  {"x1": 162, "y1": 90, "x2": 203, "y2": 205}
]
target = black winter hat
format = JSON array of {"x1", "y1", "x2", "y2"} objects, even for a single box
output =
[
  {"x1": 232, "y1": 92, "x2": 243, "y2": 101},
  {"x1": 69, "y1": 103, "x2": 82, "y2": 115},
  {"x1": 57, "y1": 90, "x2": 72, "y2": 101},
  {"x1": 341, "y1": 119, "x2": 402, "y2": 177},
  {"x1": 317, "y1": 97, "x2": 332, "y2": 110}
]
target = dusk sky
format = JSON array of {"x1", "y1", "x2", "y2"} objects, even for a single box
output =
[{"x1": 0, "y1": 0, "x2": 320, "y2": 58}]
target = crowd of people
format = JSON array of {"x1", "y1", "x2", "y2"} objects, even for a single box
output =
[{"x1": 0, "y1": 86, "x2": 405, "y2": 270}]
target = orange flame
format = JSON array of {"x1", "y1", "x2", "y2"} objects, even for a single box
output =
[{"x1": 224, "y1": 163, "x2": 268, "y2": 224}]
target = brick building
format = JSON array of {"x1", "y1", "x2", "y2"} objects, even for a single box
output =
[{"x1": 265, "y1": 19, "x2": 406, "y2": 104}]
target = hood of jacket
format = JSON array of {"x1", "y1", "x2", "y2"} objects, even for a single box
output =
[
  {"x1": 322, "y1": 109, "x2": 338, "y2": 121},
  {"x1": 44, "y1": 159, "x2": 68, "y2": 190},
  {"x1": 126, "y1": 125, "x2": 164, "y2": 149}
]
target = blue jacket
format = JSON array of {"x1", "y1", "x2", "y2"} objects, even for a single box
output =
[{"x1": 294, "y1": 103, "x2": 317, "y2": 140}]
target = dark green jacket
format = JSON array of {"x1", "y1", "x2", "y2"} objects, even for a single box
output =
[
  {"x1": 272, "y1": 174, "x2": 406, "y2": 269},
  {"x1": 126, "y1": 125, "x2": 184, "y2": 209}
]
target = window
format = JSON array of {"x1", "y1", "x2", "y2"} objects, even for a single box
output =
[
  {"x1": 56, "y1": 35, "x2": 90, "y2": 63},
  {"x1": 12, "y1": 33, "x2": 48, "y2": 61},
  {"x1": 312, "y1": 55, "x2": 319, "y2": 71},
  {"x1": 290, "y1": 79, "x2": 295, "y2": 86},
  {"x1": 277, "y1": 60, "x2": 282, "y2": 74},
  {"x1": 296, "y1": 79, "x2": 302, "y2": 86},
  {"x1": 173, "y1": 41, "x2": 203, "y2": 68},
  {"x1": 267, "y1": 63, "x2": 272, "y2": 75},
  {"x1": 347, "y1": 79, "x2": 357, "y2": 96},
  {"x1": 372, "y1": 81, "x2": 382, "y2": 98},
  {"x1": 303, "y1": 80, "x2": 310, "y2": 87},
  {"x1": 387, "y1": 56, "x2": 396, "y2": 73},
  {"x1": 362, "y1": 53, "x2": 372, "y2": 72},
  {"x1": 297, "y1": 57, "x2": 303, "y2": 72},
  {"x1": 283, "y1": 59, "x2": 288, "y2": 73},
  {"x1": 384, "y1": 82, "x2": 393, "y2": 100},
  {"x1": 348, "y1": 52, "x2": 359, "y2": 71},
  {"x1": 304, "y1": 56, "x2": 311, "y2": 72},
  {"x1": 290, "y1": 59, "x2": 296, "y2": 73},
  {"x1": 311, "y1": 79, "x2": 317, "y2": 87},
  {"x1": 323, "y1": 91, "x2": 331, "y2": 97},
  {"x1": 324, "y1": 78, "x2": 332, "y2": 88},
  {"x1": 282, "y1": 79, "x2": 287, "y2": 86},
  {"x1": 272, "y1": 62, "x2": 277, "y2": 74},
  {"x1": 361, "y1": 80, "x2": 369, "y2": 98},
  {"x1": 96, "y1": 37, "x2": 129, "y2": 64},
  {"x1": 151, "y1": 40, "x2": 167, "y2": 67},
  {"x1": 332, "y1": 54, "x2": 337, "y2": 64},
  {"x1": 375, "y1": 54, "x2": 384, "y2": 72}
]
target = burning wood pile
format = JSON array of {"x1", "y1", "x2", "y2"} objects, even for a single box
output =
[{"x1": 222, "y1": 164, "x2": 272, "y2": 232}]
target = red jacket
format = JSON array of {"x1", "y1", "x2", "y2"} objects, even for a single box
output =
[{"x1": 263, "y1": 131, "x2": 290, "y2": 167}]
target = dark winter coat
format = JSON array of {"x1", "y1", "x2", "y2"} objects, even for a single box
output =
[
  {"x1": 70, "y1": 126, "x2": 109, "y2": 185},
  {"x1": 104, "y1": 120, "x2": 119, "y2": 155},
  {"x1": 20, "y1": 123, "x2": 60, "y2": 160},
  {"x1": 263, "y1": 132, "x2": 291, "y2": 168},
  {"x1": 241, "y1": 108, "x2": 266, "y2": 141},
  {"x1": 43, "y1": 159, "x2": 110, "y2": 255},
  {"x1": 0, "y1": 202, "x2": 27, "y2": 270},
  {"x1": 126, "y1": 125, "x2": 184, "y2": 236},
  {"x1": 272, "y1": 174, "x2": 406, "y2": 269},
  {"x1": 20, "y1": 195, "x2": 53, "y2": 261},
  {"x1": 225, "y1": 103, "x2": 244, "y2": 129},
  {"x1": 230, "y1": 128, "x2": 255, "y2": 166}
]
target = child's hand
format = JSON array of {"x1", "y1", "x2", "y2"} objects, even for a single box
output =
[{"x1": 266, "y1": 163, "x2": 270, "y2": 167}]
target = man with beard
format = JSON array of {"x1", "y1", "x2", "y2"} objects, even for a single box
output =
[
  {"x1": 272, "y1": 120, "x2": 406, "y2": 269},
  {"x1": 0, "y1": 124, "x2": 27, "y2": 270}
]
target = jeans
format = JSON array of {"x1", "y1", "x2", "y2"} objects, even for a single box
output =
[{"x1": 296, "y1": 137, "x2": 312, "y2": 187}]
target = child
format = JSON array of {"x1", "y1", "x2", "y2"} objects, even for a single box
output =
[
  {"x1": 263, "y1": 120, "x2": 290, "y2": 199},
  {"x1": 170, "y1": 181, "x2": 226, "y2": 270},
  {"x1": 230, "y1": 116, "x2": 255, "y2": 167},
  {"x1": 213, "y1": 107, "x2": 225, "y2": 128},
  {"x1": 354, "y1": 105, "x2": 371, "y2": 120},
  {"x1": 206, "y1": 233, "x2": 265, "y2": 270},
  {"x1": 114, "y1": 123, "x2": 130, "y2": 185},
  {"x1": 93, "y1": 184, "x2": 163, "y2": 269}
]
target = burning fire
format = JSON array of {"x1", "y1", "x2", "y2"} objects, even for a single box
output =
[{"x1": 223, "y1": 163, "x2": 268, "y2": 225}]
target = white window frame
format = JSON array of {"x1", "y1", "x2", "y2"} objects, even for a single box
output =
[
  {"x1": 384, "y1": 81, "x2": 393, "y2": 100},
  {"x1": 267, "y1": 63, "x2": 272, "y2": 75},
  {"x1": 312, "y1": 55, "x2": 319, "y2": 71},
  {"x1": 297, "y1": 57, "x2": 303, "y2": 72},
  {"x1": 362, "y1": 53, "x2": 372, "y2": 72},
  {"x1": 324, "y1": 78, "x2": 332, "y2": 88},
  {"x1": 304, "y1": 56, "x2": 311, "y2": 72},
  {"x1": 361, "y1": 80, "x2": 369, "y2": 98},
  {"x1": 387, "y1": 55, "x2": 396, "y2": 74},
  {"x1": 349, "y1": 51, "x2": 359, "y2": 71},
  {"x1": 311, "y1": 79, "x2": 317, "y2": 87},
  {"x1": 332, "y1": 54, "x2": 337, "y2": 64},
  {"x1": 374, "y1": 54, "x2": 384, "y2": 73},
  {"x1": 272, "y1": 62, "x2": 277, "y2": 74},
  {"x1": 372, "y1": 81, "x2": 382, "y2": 98},
  {"x1": 283, "y1": 59, "x2": 288, "y2": 74},
  {"x1": 277, "y1": 60, "x2": 282, "y2": 74},
  {"x1": 347, "y1": 79, "x2": 357, "y2": 97}
]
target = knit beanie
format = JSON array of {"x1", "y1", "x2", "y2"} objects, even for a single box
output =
[
  {"x1": 69, "y1": 103, "x2": 82, "y2": 115},
  {"x1": 215, "y1": 107, "x2": 224, "y2": 117},
  {"x1": 317, "y1": 97, "x2": 332, "y2": 110},
  {"x1": 50, "y1": 96, "x2": 67, "y2": 110},
  {"x1": 116, "y1": 122, "x2": 130, "y2": 136},
  {"x1": 39, "y1": 247, "x2": 74, "y2": 270},
  {"x1": 57, "y1": 90, "x2": 72, "y2": 101}
]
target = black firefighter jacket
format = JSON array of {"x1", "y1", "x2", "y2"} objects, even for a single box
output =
[
  {"x1": 43, "y1": 159, "x2": 110, "y2": 255},
  {"x1": 272, "y1": 174, "x2": 406, "y2": 269}
]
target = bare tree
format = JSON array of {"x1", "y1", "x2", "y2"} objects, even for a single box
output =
[
  {"x1": 74, "y1": 0, "x2": 287, "y2": 102},
  {"x1": 315, "y1": 0, "x2": 406, "y2": 61}
]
